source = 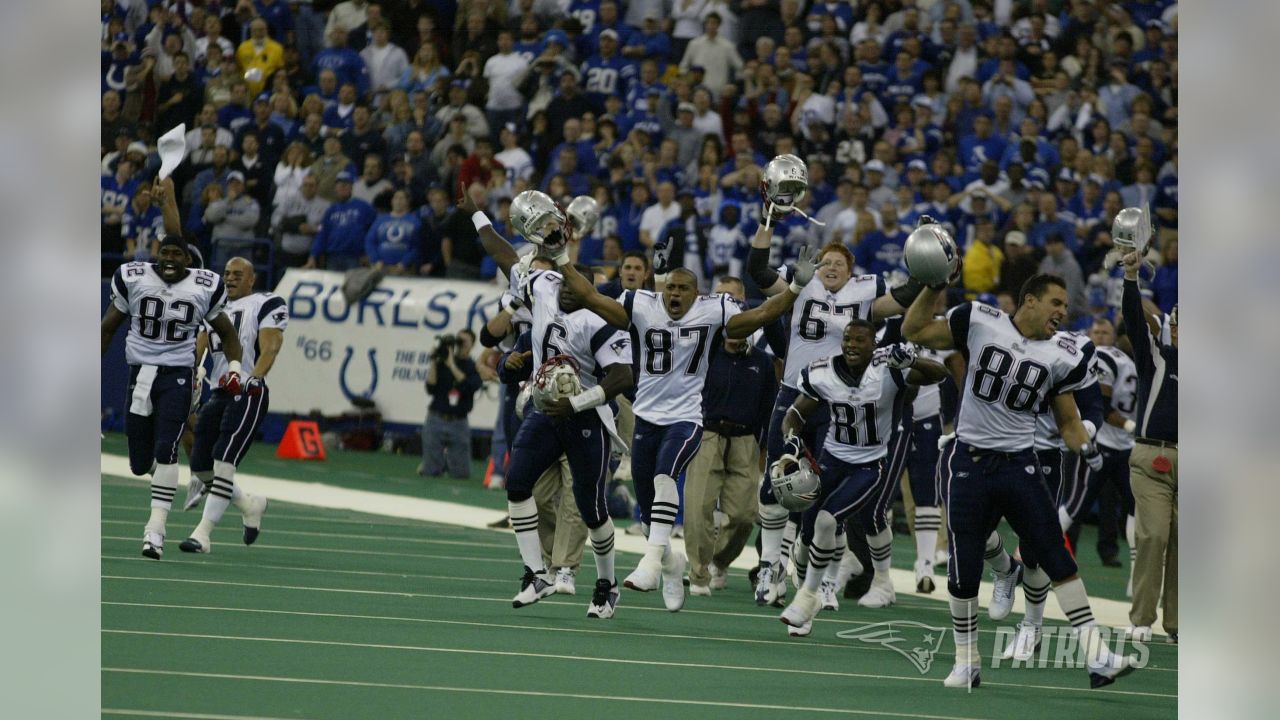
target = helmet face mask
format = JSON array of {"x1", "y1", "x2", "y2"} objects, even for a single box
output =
[
  {"x1": 1111, "y1": 205, "x2": 1151, "y2": 256},
  {"x1": 530, "y1": 354, "x2": 582, "y2": 412},
  {"x1": 769, "y1": 450, "x2": 820, "y2": 512}
]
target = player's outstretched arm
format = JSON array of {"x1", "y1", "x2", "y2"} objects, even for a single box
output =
[
  {"x1": 559, "y1": 259, "x2": 630, "y2": 329},
  {"x1": 901, "y1": 287, "x2": 954, "y2": 349},
  {"x1": 459, "y1": 181, "x2": 519, "y2": 277},
  {"x1": 745, "y1": 222, "x2": 788, "y2": 297},
  {"x1": 727, "y1": 245, "x2": 823, "y2": 339},
  {"x1": 905, "y1": 357, "x2": 949, "y2": 385},
  {"x1": 780, "y1": 394, "x2": 820, "y2": 441},
  {"x1": 153, "y1": 176, "x2": 182, "y2": 237},
  {"x1": 101, "y1": 306, "x2": 126, "y2": 357},
  {"x1": 251, "y1": 328, "x2": 283, "y2": 378}
]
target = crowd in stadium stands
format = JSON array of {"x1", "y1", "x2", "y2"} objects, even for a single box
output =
[{"x1": 101, "y1": 0, "x2": 1177, "y2": 327}]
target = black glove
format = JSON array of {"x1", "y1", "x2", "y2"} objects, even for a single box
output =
[{"x1": 652, "y1": 239, "x2": 671, "y2": 275}]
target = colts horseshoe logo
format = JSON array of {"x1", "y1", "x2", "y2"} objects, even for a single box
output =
[{"x1": 339, "y1": 346, "x2": 379, "y2": 401}]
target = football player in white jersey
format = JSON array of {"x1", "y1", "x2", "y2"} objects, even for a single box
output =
[
  {"x1": 559, "y1": 233, "x2": 820, "y2": 612},
  {"x1": 461, "y1": 188, "x2": 635, "y2": 619},
  {"x1": 178, "y1": 257, "x2": 285, "y2": 553},
  {"x1": 101, "y1": 234, "x2": 244, "y2": 560},
  {"x1": 746, "y1": 236, "x2": 935, "y2": 606},
  {"x1": 904, "y1": 273, "x2": 1136, "y2": 689},
  {"x1": 776, "y1": 320, "x2": 949, "y2": 636}
]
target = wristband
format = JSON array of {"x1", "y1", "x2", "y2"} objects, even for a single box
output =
[
  {"x1": 1123, "y1": 419, "x2": 1136, "y2": 434},
  {"x1": 228, "y1": 360, "x2": 242, "y2": 376},
  {"x1": 654, "y1": 272, "x2": 669, "y2": 284},
  {"x1": 471, "y1": 211, "x2": 491, "y2": 232},
  {"x1": 1082, "y1": 419, "x2": 1097, "y2": 440},
  {"x1": 789, "y1": 278, "x2": 806, "y2": 294},
  {"x1": 569, "y1": 384, "x2": 607, "y2": 413}
]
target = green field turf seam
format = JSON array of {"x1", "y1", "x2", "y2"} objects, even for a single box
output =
[
  {"x1": 102, "y1": 535, "x2": 523, "y2": 564},
  {"x1": 101, "y1": 629, "x2": 1177, "y2": 700},
  {"x1": 101, "y1": 667, "x2": 995, "y2": 720},
  {"x1": 103, "y1": 710, "x2": 318, "y2": 720},
  {"x1": 101, "y1": 519, "x2": 512, "y2": 549}
]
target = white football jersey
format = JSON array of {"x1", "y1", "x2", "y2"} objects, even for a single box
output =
[
  {"x1": 947, "y1": 303, "x2": 1093, "y2": 452},
  {"x1": 1032, "y1": 331, "x2": 1098, "y2": 451},
  {"x1": 525, "y1": 270, "x2": 631, "y2": 390},
  {"x1": 1093, "y1": 344, "x2": 1138, "y2": 451},
  {"x1": 912, "y1": 344, "x2": 955, "y2": 418},
  {"x1": 799, "y1": 350, "x2": 907, "y2": 464},
  {"x1": 623, "y1": 289, "x2": 740, "y2": 425},
  {"x1": 111, "y1": 262, "x2": 228, "y2": 367},
  {"x1": 208, "y1": 292, "x2": 289, "y2": 381},
  {"x1": 778, "y1": 267, "x2": 885, "y2": 388}
]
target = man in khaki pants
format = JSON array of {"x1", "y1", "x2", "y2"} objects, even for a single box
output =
[
  {"x1": 1119, "y1": 249, "x2": 1178, "y2": 642},
  {"x1": 684, "y1": 277, "x2": 778, "y2": 595},
  {"x1": 534, "y1": 457, "x2": 589, "y2": 594}
]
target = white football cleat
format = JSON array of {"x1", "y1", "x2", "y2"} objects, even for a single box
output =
[
  {"x1": 780, "y1": 587, "x2": 821, "y2": 632},
  {"x1": 915, "y1": 558, "x2": 936, "y2": 593},
  {"x1": 1088, "y1": 650, "x2": 1136, "y2": 689},
  {"x1": 179, "y1": 530, "x2": 212, "y2": 554},
  {"x1": 943, "y1": 662, "x2": 981, "y2": 688},
  {"x1": 553, "y1": 567, "x2": 576, "y2": 595},
  {"x1": 709, "y1": 563, "x2": 728, "y2": 591},
  {"x1": 836, "y1": 550, "x2": 863, "y2": 586},
  {"x1": 623, "y1": 554, "x2": 662, "y2": 592},
  {"x1": 586, "y1": 579, "x2": 619, "y2": 619},
  {"x1": 689, "y1": 583, "x2": 711, "y2": 597},
  {"x1": 512, "y1": 566, "x2": 556, "y2": 608},
  {"x1": 819, "y1": 578, "x2": 840, "y2": 611},
  {"x1": 988, "y1": 560, "x2": 1023, "y2": 621},
  {"x1": 661, "y1": 550, "x2": 687, "y2": 612},
  {"x1": 141, "y1": 531, "x2": 164, "y2": 560},
  {"x1": 241, "y1": 494, "x2": 268, "y2": 545},
  {"x1": 754, "y1": 562, "x2": 777, "y2": 606},
  {"x1": 787, "y1": 621, "x2": 813, "y2": 637},
  {"x1": 182, "y1": 478, "x2": 207, "y2": 512},
  {"x1": 935, "y1": 549, "x2": 950, "y2": 566},
  {"x1": 1000, "y1": 621, "x2": 1043, "y2": 661},
  {"x1": 857, "y1": 575, "x2": 896, "y2": 608}
]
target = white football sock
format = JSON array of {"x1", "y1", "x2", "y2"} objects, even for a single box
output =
[
  {"x1": 508, "y1": 498, "x2": 545, "y2": 573},
  {"x1": 1058, "y1": 505, "x2": 1073, "y2": 532},
  {"x1": 824, "y1": 540, "x2": 845, "y2": 582},
  {"x1": 588, "y1": 521, "x2": 616, "y2": 584},
  {"x1": 867, "y1": 527, "x2": 893, "y2": 573},
  {"x1": 984, "y1": 531, "x2": 1012, "y2": 574},
  {"x1": 1052, "y1": 577, "x2": 1097, "y2": 630},
  {"x1": 644, "y1": 474, "x2": 679, "y2": 561},
  {"x1": 950, "y1": 594, "x2": 980, "y2": 665},
  {"x1": 758, "y1": 502, "x2": 789, "y2": 566},
  {"x1": 779, "y1": 519, "x2": 798, "y2": 573},
  {"x1": 202, "y1": 460, "x2": 235, "y2": 526},
  {"x1": 1022, "y1": 564, "x2": 1051, "y2": 625},
  {"x1": 147, "y1": 463, "x2": 179, "y2": 534},
  {"x1": 914, "y1": 506, "x2": 941, "y2": 565}
]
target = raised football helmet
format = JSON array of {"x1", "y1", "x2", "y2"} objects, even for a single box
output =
[
  {"x1": 903, "y1": 222, "x2": 960, "y2": 287},
  {"x1": 769, "y1": 449, "x2": 821, "y2": 512},
  {"x1": 565, "y1": 195, "x2": 601, "y2": 238},
  {"x1": 511, "y1": 190, "x2": 569, "y2": 247},
  {"x1": 530, "y1": 354, "x2": 583, "y2": 413},
  {"x1": 760, "y1": 154, "x2": 809, "y2": 213},
  {"x1": 1111, "y1": 205, "x2": 1152, "y2": 256}
]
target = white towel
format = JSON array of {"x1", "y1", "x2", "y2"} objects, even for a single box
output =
[
  {"x1": 595, "y1": 404, "x2": 630, "y2": 458},
  {"x1": 130, "y1": 365, "x2": 159, "y2": 416},
  {"x1": 157, "y1": 123, "x2": 187, "y2": 180}
]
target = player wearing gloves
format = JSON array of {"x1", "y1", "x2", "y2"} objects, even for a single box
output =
[
  {"x1": 553, "y1": 192, "x2": 821, "y2": 614},
  {"x1": 745, "y1": 165, "x2": 945, "y2": 609},
  {"x1": 178, "y1": 257, "x2": 284, "y2": 554},
  {"x1": 461, "y1": 186, "x2": 635, "y2": 620},
  {"x1": 903, "y1": 272, "x2": 1136, "y2": 690},
  {"x1": 775, "y1": 323, "x2": 948, "y2": 636},
  {"x1": 102, "y1": 233, "x2": 243, "y2": 560}
]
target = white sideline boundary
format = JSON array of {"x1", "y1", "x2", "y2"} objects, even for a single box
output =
[{"x1": 101, "y1": 453, "x2": 1147, "y2": 629}]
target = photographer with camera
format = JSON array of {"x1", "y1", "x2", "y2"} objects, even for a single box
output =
[{"x1": 421, "y1": 329, "x2": 483, "y2": 480}]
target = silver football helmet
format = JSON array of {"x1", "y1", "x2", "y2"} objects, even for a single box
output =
[
  {"x1": 565, "y1": 195, "x2": 601, "y2": 238},
  {"x1": 760, "y1": 154, "x2": 809, "y2": 213},
  {"x1": 769, "y1": 450, "x2": 820, "y2": 512},
  {"x1": 903, "y1": 222, "x2": 960, "y2": 287},
  {"x1": 530, "y1": 354, "x2": 583, "y2": 413},
  {"x1": 510, "y1": 190, "x2": 568, "y2": 246}
]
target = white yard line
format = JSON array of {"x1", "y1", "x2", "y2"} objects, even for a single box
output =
[{"x1": 101, "y1": 453, "x2": 1155, "y2": 630}]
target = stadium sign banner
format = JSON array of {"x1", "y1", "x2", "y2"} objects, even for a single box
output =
[{"x1": 273, "y1": 269, "x2": 505, "y2": 426}]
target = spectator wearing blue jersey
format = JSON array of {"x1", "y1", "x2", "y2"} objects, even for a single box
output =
[
  {"x1": 217, "y1": 81, "x2": 254, "y2": 134},
  {"x1": 1151, "y1": 238, "x2": 1177, "y2": 314},
  {"x1": 582, "y1": 29, "x2": 634, "y2": 113},
  {"x1": 313, "y1": 27, "x2": 370, "y2": 98},
  {"x1": 622, "y1": 14, "x2": 672, "y2": 69},
  {"x1": 366, "y1": 189, "x2": 421, "y2": 275},
  {"x1": 322, "y1": 83, "x2": 360, "y2": 136},
  {"x1": 1029, "y1": 193, "x2": 1078, "y2": 251},
  {"x1": 102, "y1": 160, "x2": 139, "y2": 239},
  {"x1": 122, "y1": 184, "x2": 164, "y2": 262},
  {"x1": 587, "y1": 1, "x2": 635, "y2": 54},
  {"x1": 855, "y1": 205, "x2": 909, "y2": 277},
  {"x1": 306, "y1": 171, "x2": 376, "y2": 271}
]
